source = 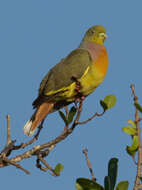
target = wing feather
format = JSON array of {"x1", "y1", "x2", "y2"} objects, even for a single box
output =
[{"x1": 33, "y1": 48, "x2": 92, "y2": 107}]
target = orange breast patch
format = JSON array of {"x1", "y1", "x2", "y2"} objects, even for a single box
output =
[{"x1": 94, "y1": 48, "x2": 109, "y2": 76}]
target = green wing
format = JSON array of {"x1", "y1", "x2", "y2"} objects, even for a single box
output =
[{"x1": 39, "y1": 48, "x2": 92, "y2": 96}]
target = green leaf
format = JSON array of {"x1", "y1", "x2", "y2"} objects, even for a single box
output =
[
  {"x1": 108, "y1": 158, "x2": 118, "y2": 190},
  {"x1": 140, "y1": 177, "x2": 142, "y2": 182},
  {"x1": 134, "y1": 103, "x2": 142, "y2": 113},
  {"x1": 104, "y1": 176, "x2": 111, "y2": 190},
  {"x1": 67, "y1": 106, "x2": 77, "y2": 124},
  {"x1": 76, "y1": 178, "x2": 104, "y2": 190},
  {"x1": 53, "y1": 163, "x2": 64, "y2": 176},
  {"x1": 104, "y1": 95, "x2": 117, "y2": 109},
  {"x1": 100, "y1": 95, "x2": 117, "y2": 111},
  {"x1": 126, "y1": 135, "x2": 139, "y2": 156},
  {"x1": 115, "y1": 181, "x2": 129, "y2": 190},
  {"x1": 100, "y1": 100, "x2": 108, "y2": 111},
  {"x1": 58, "y1": 111, "x2": 68, "y2": 125},
  {"x1": 122, "y1": 126, "x2": 136, "y2": 135},
  {"x1": 127, "y1": 120, "x2": 136, "y2": 128}
]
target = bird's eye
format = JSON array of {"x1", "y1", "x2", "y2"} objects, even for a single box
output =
[
  {"x1": 99, "y1": 33, "x2": 105, "y2": 37},
  {"x1": 89, "y1": 30, "x2": 94, "y2": 35}
]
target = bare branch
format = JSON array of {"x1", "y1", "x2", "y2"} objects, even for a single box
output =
[
  {"x1": 132, "y1": 156, "x2": 138, "y2": 165},
  {"x1": 64, "y1": 106, "x2": 69, "y2": 118},
  {"x1": 82, "y1": 149, "x2": 96, "y2": 181},
  {"x1": 37, "y1": 154, "x2": 57, "y2": 176},
  {"x1": 76, "y1": 110, "x2": 105, "y2": 125},
  {"x1": 2, "y1": 157, "x2": 30, "y2": 174},
  {"x1": 130, "y1": 84, "x2": 142, "y2": 190},
  {"x1": 6, "y1": 115, "x2": 11, "y2": 145},
  {"x1": 0, "y1": 97, "x2": 105, "y2": 174},
  {"x1": 64, "y1": 106, "x2": 69, "y2": 131}
]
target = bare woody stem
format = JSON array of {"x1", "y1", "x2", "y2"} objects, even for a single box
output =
[
  {"x1": 0, "y1": 99, "x2": 105, "y2": 174},
  {"x1": 82, "y1": 149, "x2": 96, "y2": 181},
  {"x1": 130, "y1": 84, "x2": 142, "y2": 190},
  {"x1": 0, "y1": 102, "x2": 83, "y2": 171},
  {"x1": 6, "y1": 115, "x2": 11, "y2": 145}
]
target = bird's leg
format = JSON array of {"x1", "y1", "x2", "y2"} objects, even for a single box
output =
[
  {"x1": 71, "y1": 76, "x2": 85, "y2": 108},
  {"x1": 71, "y1": 75, "x2": 81, "y2": 93}
]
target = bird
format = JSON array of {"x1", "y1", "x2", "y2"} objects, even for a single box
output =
[{"x1": 24, "y1": 25, "x2": 109, "y2": 136}]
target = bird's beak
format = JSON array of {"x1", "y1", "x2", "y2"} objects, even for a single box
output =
[{"x1": 104, "y1": 34, "x2": 108, "y2": 39}]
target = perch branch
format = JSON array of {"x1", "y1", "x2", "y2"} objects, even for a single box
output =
[
  {"x1": 0, "y1": 102, "x2": 83, "y2": 169},
  {"x1": 0, "y1": 96, "x2": 105, "y2": 174}
]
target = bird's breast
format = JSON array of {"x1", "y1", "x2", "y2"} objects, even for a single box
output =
[{"x1": 79, "y1": 47, "x2": 109, "y2": 96}]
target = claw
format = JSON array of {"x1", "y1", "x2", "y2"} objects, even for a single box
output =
[{"x1": 71, "y1": 75, "x2": 85, "y2": 105}]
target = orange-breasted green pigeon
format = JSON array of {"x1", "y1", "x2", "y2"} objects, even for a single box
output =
[{"x1": 24, "y1": 25, "x2": 109, "y2": 136}]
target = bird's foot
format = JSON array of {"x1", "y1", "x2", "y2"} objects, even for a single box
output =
[
  {"x1": 71, "y1": 75, "x2": 85, "y2": 108},
  {"x1": 74, "y1": 96, "x2": 85, "y2": 109},
  {"x1": 71, "y1": 75, "x2": 81, "y2": 93}
]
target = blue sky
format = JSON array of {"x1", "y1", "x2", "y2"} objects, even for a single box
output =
[{"x1": 0, "y1": 0, "x2": 142, "y2": 189}]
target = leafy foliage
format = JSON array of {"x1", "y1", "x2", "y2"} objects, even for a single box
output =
[
  {"x1": 126, "y1": 136, "x2": 139, "y2": 156},
  {"x1": 127, "y1": 120, "x2": 136, "y2": 128},
  {"x1": 115, "y1": 181, "x2": 129, "y2": 190},
  {"x1": 67, "y1": 106, "x2": 77, "y2": 124},
  {"x1": 76, "y1": 158, "x2": 129, "y2": 190},
  {"x1": 122, "y1": 120, "x2": 139, "y2": 156},
  {"x1": 100, "y1": 95, "x2": 116, "y2": 111},
  {"x1": 59, "y1": 106, "x2": 77, "y2": 125},
  {"x1": 122, "y1": 126, "x2": 136, "y2": 135},
  {"x1": 134, "y1": 103, "x2": 142, "y2": 113},
  {"x1": 107, "y1": 158, "x2": 118, "y2": 190},
  {"x1": 53, "y1": 163, "x2": 64, "y2": 176},
  {"x1": 104, "y1": 176, "x2": 111, "y2": 190},
  {"x1": 58, "y1": 111, "x2": 68, "y2": 125},
  {"x1": 76, "y1": 178, "x2": 104, "y2": 190}
]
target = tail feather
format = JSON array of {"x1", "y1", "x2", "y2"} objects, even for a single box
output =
[
  {"x1": 23, "y1": 120, "x2": 33, "y2": 136},
  {"x1": 24, "y1": 102, "x2": 54, "y2": 136}
]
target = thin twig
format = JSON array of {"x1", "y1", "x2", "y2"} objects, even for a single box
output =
[
  {"x1": 64, "y1": 106, "x2": 69, "y2": 131},
  {"x1": 130, "y1": 84, "x2": 142, "y2": 190},
  {"x1": 37, "y1": 154, "x2": 57, "y2": 176},
  {"x1": 36, "y1": 158, "x2": 48, "y2": 172},
  {"x1": 36, "y1": 145, "x2": 56, "y2": 173},
  {"x1": 0, "y1": 115, "x2": 16, "y2": 157},
  {"x1": 132, "y1": 156, "x2": 138, "y2": 165},
  {"x1": 6, "y1": 115, "x2": 11, "y2": 145},
  {"x1": 76, "y1": 110, "x2": 105, "y2": 125},
  {"x1": 65, "y1": 106, "x2": 69, "y2": 118},
  {"x1": 3, "y1": 157, "x2": 30, "y2": 174},
  {"x1": 73, "y1": 101, "x2": 83, "y2": 125},
  {"x1": 82, "y1": 149, "x2": 96, "y2": 181}
]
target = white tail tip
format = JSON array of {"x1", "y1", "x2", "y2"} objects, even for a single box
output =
[{"x1": 23, "y1": 120, "x2": 35, "y2": 136}]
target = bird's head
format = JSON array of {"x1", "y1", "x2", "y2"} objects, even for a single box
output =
[{"x1": 82, "y1": 25, "x2": 107, "y2": 45}]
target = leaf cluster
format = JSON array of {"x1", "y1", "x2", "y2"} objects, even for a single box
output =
[
  {"x1": 75, "y1": 158, "x2": 129, "y2": 190},
  {"x1": 122, "y1": 120, "x2": 139, "y2": 156}
]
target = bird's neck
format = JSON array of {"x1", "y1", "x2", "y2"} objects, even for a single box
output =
[{"x1": 79, "y1": 41, "x2": 105, "y2": 60}]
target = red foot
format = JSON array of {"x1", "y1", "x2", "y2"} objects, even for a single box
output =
[{"x1": 71, "y1": 75, "x2": 85, "y2": 105}]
